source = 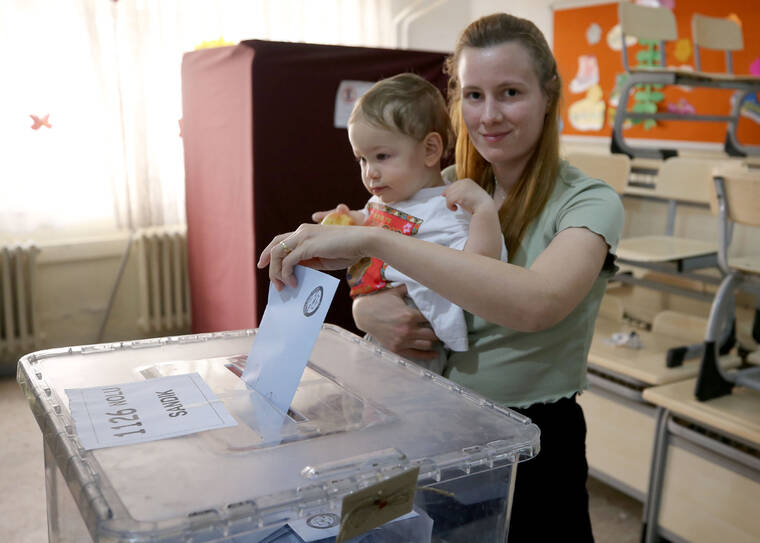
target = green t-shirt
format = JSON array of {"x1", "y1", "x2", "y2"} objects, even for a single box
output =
[{"x1": 444, "y1": 160, "x2": 624, "y2": 408}]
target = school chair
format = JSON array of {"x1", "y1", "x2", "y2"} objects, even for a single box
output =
[
  {"x1": 695, "y1": 164, "x2": 760, "y2": 401},
  {"x1": 616, "y1": 157, "x2": 720, "y2": 273},
  {"x1": 615, "y1": 156, "x2": 739, "y2": 367},
  {"x1": 564, "y1": 151, "x2": 630, "y2": 194},
  {"x1": 692, "y1": 13, "x2": 760, "y2": 157},
  {"x1": 611, "y1": 2, "x2": 760, "y2": 159}
]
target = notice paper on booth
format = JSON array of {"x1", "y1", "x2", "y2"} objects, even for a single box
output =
[{"x1": 66, "y1": 372, "x2": 237, "y2": 450}]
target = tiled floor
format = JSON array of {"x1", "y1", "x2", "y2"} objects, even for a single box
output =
[{"x1": 0, "y1": 374, "x2": 643, "y2": 542}]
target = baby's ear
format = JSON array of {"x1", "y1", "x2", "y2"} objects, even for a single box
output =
[{"x1": 422, "y1": 132, "x2": 443, "y2": 167}]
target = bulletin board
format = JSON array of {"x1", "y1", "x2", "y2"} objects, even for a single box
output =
[{"x1": 553, "y1": 0, "x2": 760, "y2": 146}]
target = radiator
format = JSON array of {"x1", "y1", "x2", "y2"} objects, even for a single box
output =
[
  {"x1": 0, "y1": 243, "x2": 40, "y2": 357},
  {"x1": 136, "y1": 227, "x2": 191, "y2": 333}
]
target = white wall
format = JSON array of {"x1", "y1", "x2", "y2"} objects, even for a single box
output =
[
  {"x1": 470, "y1": 0, "x2": 554, "y2": 46},
  {"x1": 1, "y1": 234, "x2": 189, "y2": 368},
  {"x1": 398, "y1": 0, "x2": 557, "y2": 53}
]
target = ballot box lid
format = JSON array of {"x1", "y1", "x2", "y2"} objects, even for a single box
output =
[{"x1": 18, "y1": 325, "x2": 539, "y2": 541}]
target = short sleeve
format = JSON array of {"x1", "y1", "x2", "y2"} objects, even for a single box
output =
[{"x1": 555, "y1": 182, "x2": 624, "y2": 253}]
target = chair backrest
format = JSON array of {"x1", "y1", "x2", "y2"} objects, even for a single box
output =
[
  {"x1": 692, "y1": 13, "x2": 743, "y2": 73},
  {"x1": 565, "y1": 152, "x2": 631, "y2": 195},
  {"x1": 710, "y1": 165, "x2": 760, "y2": 227},
  {"x1": 618, "y1": 2, "x2": 677, "y2": 71},
  {"x1": 619, "y1": 2, "x2": 677, "y2": 42},
  {"x1": 653, "y1": 157, "x2": 726, "y2": 204}
]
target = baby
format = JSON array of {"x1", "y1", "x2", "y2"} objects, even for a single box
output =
[{"x1": 321, "y1": 73, "x2": 507, "y2": 374}]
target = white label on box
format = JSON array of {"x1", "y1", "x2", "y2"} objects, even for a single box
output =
[
  {"x1": 66, "y1": 373, "x2": 237, "y2": 450},
  {"x1": 243, "y1": 266, "x2": 338, "y2": 414},
  {"x1": 334, "y1": 80, "x2": 375, "y2": 128}
]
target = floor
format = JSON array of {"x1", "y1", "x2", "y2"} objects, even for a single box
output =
[{"x1": 0, "y1": 373, "x2": 643, "y2": 542}]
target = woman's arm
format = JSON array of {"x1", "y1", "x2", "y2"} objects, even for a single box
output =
[
  {"x1": 352, "y1": 286, "x2": 441, "y2": 359},
  {"x1": 258, "y1": 224, "x2": 608, "y2": 332}
]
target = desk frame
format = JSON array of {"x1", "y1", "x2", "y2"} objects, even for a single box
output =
[
  {"x1": 585, "y1": 368, "x2": 654, "y2": 503},
  {"x1": 643, "y1": 406, "x2": 760, "y2": 542},
  {"x1": 612, "y1": 72, "x2": 760, "y2": 159}
]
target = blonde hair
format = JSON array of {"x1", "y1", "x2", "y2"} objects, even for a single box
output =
[
  {"x1": 444, "y1": 13, "x2": 562, "y2": 257},
  {"x1": 349, "y1": 73, "x2": 453, "y2": 155}
]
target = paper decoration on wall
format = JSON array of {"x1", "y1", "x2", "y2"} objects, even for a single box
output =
[
  {"x1": 586, "y1": 23, "x2": 602, "y2": 45},
  {"x1": 569, "y1": 55, "x2": 599, "y2": 94},
  {"x1": 741, "y1": 94, "x2": 760, "y2": 124},
  {"x1": 634, "y1": 0, "x2": 660, "y2": 8},
  {"x1": 178, "y1": 119, "x2": 183, "y2": 138},
  {"x1": 728, "y1": 13, "x2": 742, "y2": 28},
  {"x1": 674, "y1": 38, "x2": 692, "y2": 63},
  {"x1": 30, "y1": 114, "x2": 51, "y2": 130},
  {"x1": 732, "y1": 91, "x2": 760, "y2": 125},
  {"x1": 750, "y1": 58, "x2": 760, "y2": 77},
  {"x1": 658, "y1": 0, "x2": 675, "y2": 9},
  {"x1": 569, "y1": 84, "x2": 606, "y2": 131},
  {"x1": 194, "y1": 37, "x2": 235, "y2": 50},
  {"x1": 666, "y1": 98, "x2": 695, "y2": 115},
  {"x1": 631, "y1": 84, "x2": 664, "y2": 131},
  {"x1": 606, "y1": 24, "x2": 637, "y2": 51}
]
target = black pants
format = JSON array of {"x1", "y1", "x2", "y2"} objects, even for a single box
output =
[{"x1": 508, "y1": 395, "x2": 594, "y2": 542}]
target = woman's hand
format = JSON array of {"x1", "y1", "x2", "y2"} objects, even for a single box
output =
[
  {"x1": 257, "y1": 224, "x2": 374, "y2": 291},
  {"x1": 443, "y1": 178, "x2": 495, "y2": 215},
  {"x1": 352, "y1": 286, "x2": 441, "y2": 360}
]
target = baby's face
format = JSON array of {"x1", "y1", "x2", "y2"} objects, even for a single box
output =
[{"x1": 348, "y1": 120, "x2": 431, "y2": 204}]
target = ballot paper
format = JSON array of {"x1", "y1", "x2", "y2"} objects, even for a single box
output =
[
  {"x1": 66, "y1": 373, "x2": 237, "y2": 450},
  {"x1": 243, "y1": 266, "x2": 339, "y2": 414}
]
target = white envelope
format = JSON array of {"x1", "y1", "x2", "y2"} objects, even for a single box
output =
[{"x1": 243, "y1": 266, "x2": 339, "y2": 414}]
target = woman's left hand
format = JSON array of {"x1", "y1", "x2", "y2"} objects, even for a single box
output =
[{"x1": 257, "y1": 224, "x2": 373, "y2": 290}]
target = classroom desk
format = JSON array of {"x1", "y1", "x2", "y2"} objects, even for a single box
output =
[
  {"x1": 641, "y1": 379, "x2": 760, "y2": 543},
  {"x1": 617, "y1": 237, "x2": 717, "y2": 270},
  {"x1": 588, "y1": 319, "x2": 738, "y2": 386},
  {"x1": 579, "y1": 317, "x2": 741, "y2": 501}
]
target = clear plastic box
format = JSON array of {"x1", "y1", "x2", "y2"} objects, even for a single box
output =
[{"x1": 18, "y1": 325, "x2": 539, "y2": 542}]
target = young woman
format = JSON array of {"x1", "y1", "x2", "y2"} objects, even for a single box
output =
[{"x1": 259, "y1": 13, "x2": 623, "y2": 542}]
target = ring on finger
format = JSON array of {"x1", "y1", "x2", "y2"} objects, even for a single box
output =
[{"x1": 279, "y1": 240, "x2": 292, "y2": 254}]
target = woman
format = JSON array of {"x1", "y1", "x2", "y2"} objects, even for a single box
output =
[{"x1": 259, "y1": 13, "x2": 623, "y2": 542}]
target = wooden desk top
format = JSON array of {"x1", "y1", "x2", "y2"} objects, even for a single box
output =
[
  {"x1": 730, "y1": 255, "x2": 760, "y2": 275},
  {"x1": 589, "y1": 318, "x2": 740, "y2": 385},
  {"x1": 617, "y1": 236, "x2": 717, "y2": 263},
  {"x1": 642, "y1": 378, "x2": 760, "y2": 446}
]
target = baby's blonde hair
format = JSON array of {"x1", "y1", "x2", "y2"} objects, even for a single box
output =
[{"x1": 349, "y1": 73, "x2": 453, "y2": 155}]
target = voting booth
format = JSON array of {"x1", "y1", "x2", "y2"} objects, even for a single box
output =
[
  {"x1": 19, "y1": 325, "x2": 539, "y2": 542},
  {"x1": 181, "y1": 40, "x2": 450, "y2": 337}
]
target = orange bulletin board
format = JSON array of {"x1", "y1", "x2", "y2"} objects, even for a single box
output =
[{"x1": 553, "y1": 0, "x2": 760, "y2": 146}]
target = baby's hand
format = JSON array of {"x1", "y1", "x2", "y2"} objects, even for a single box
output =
[
  {"x1": 311, "y1": 204, "x2": 365, "y2": 225},
  {"x1": 443, "y1": 179, "x2": 496, "y2": 215}
]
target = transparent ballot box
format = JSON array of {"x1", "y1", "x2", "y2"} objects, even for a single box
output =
[{"x1": 18, "y1": 325, "x2": 539, "y2": 542}]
